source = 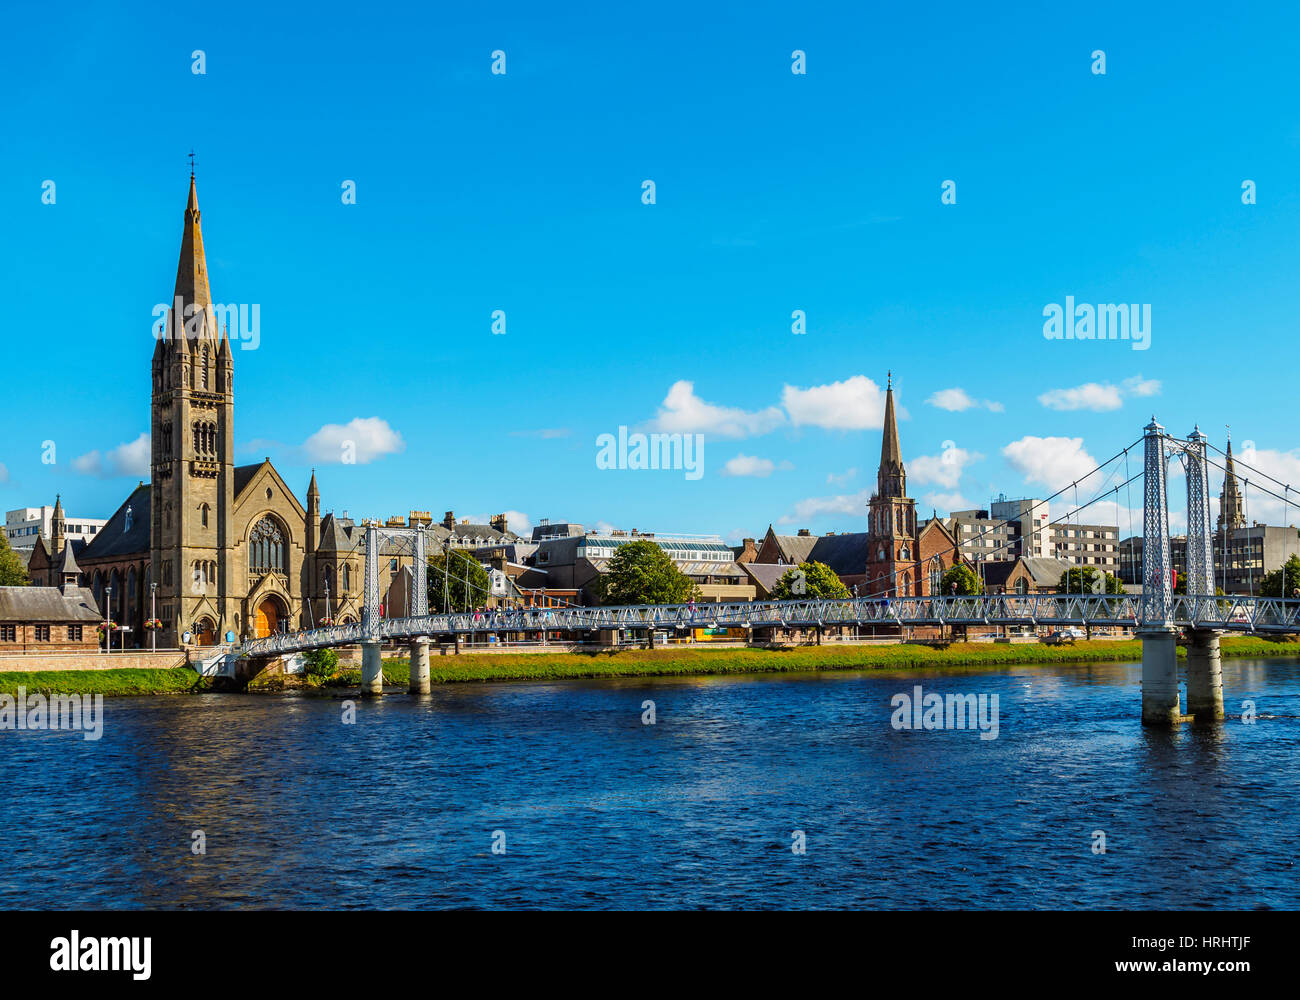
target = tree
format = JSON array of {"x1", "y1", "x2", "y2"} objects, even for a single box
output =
[
  {"x1": 1259, "y1": 555, "x2": 1300, "y2": 599},
  {"x1": 303, "y1": 648, "x2": 339, "y2": 679},
  {"x1": 0, "y1": 532, "x2": 29, "y2": 587},
  {"x1": 939, "y1": 563, "x2": 983, "y2": 596},
  {"x1": 1057, "y1": 565, "x2": 1124, "y2": 595},
  {"x1": 597, "y1": 540, "x2": 698, "y2": 605},
  {"x1": 770, "y1": 561, "x2": 850, "y2": 600},
  {"x1": 426, "y1": 549, "x2": 492, "y2": 612}
]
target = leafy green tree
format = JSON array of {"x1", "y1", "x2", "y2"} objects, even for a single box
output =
[
  {"x1": 1057, "y1": 565, "x2": 1124, "y2": 595},
  {"x1": 939, "y1": 563, "x2": 983, "y2": 596},
  {"x1": 427, "y1": 549, "x2": 492, "y2": 612},
  {"x1": 1173, "y1": 574, "x2": 1224, "y2": 597},
  {"x1": 770, "y1": 561, "x2": 850, "y2": 600},
  {"x1": 303, "y1": 648, "x2": 339, "y2": 678},
  {"x1": 1259, "y1": 555, "x2": 1300, "y2": 599},
  {"x1": 0, "y1": 532, "x2": 29, "y2": 587},
  {"x1": 597, "y1": 540, "x2": 698, "y2": 605}
]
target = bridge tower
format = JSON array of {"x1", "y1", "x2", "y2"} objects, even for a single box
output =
[
  {"x1": 360, "y1": 521, "x2": 383, "y2": 695},
  {"x1": 1183, "y1": 426, "x2": 1224, "y2": 721},
  {"x1": 1138, "y1": 418, "x2": 1181, "y2": 724}
]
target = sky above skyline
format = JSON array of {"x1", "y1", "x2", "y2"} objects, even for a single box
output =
[{"x1": 3, "y1": 1, "x2": 1300, "y2": 542}]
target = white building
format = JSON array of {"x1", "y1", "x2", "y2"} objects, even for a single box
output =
[{"x1": 5, "y1": 506, "x2": 107, "y2": 551}]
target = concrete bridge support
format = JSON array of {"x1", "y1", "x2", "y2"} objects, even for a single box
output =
[
  {"x1": 360, "y1": 640, "x2": 384, "y2": 696},
  {"x1": 1185, "y1": 629, "x2": 1225, "y2": 721},
  {"x1": 1139, "y1": 629, "x2": 1181, "y2": 725},
  {"x1": 409, "y1": 638, "x2": 430, "y2": 695}
]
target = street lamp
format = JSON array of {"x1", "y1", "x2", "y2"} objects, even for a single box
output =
[
  {"x1": 104, "y1": 586, "x2": 112, "y2": 654},
  {"x1": 149, "y1": 582, "x2": 157, "y2": 652}
]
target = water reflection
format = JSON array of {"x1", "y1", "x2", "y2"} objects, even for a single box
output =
[{"x1": 1, "y1": 658, "x2": 1297, "y2": 909}]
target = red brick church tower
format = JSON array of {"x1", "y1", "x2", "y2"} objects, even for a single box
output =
[{"x1": 865, "y1": 374, "x2": 921, "y2": 596}]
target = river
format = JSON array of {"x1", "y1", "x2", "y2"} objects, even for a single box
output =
[{"x1": 2, "y1": 657, "x2": 1297, "y2": 909}]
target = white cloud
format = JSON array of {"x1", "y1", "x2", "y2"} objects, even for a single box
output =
[
  {"x1": 1037, "y1": 383, "x2": 1124, "y2": 412},
  {"x1": 778, "y1": 489, "x2": 872, "y2": 524},
  {"x1": 922, "y1": 491, "x2": 972, "y2": 513},
  {"x1": 1215, "y1": 446, "x2": 1300, "y2": 526},
  {"x1": 465, "y1": 509, "x2": 534, "y2": 535},
  {"x1": 720, "y1": 454, "x2": 793, "y2": 478},
  {"x1": 302, "y1": 417, "x2": 405, "y2": 465},
  {"x1": 1002, "y1": 436, "x2": 1101, "y2": 491},
  {"x1": 910, "y1": 447, "x2": 984, "y2": 489},
  {"x1": 926, "y1": 388, "x2": 1004, "y2": 413},
  {"x1": 1122, "y1": 376, "x2": 1161, "y2": 398},
  {"x1": 73, "y1": 433, "x2": 150, "y2": 479},
  {"x1": 1038, "y1": 376, "x2": 1162, "y2": 412},
  {"x1": 826, "y1": 467, "x2": 857, "y2": 486},
  {"x1": 649, "y1": 380, "x2": 785, "y2": 438},
  {"x1": 782, "y1": 375, "x2": 899, "y2": 430}
]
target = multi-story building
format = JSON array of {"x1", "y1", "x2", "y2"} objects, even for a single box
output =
[
  {"x1": 532, "y1": 529, "x2": 755, "y2": 603},
  {"x1": 5, "y1": 504, "x2": 106, "y2": 551}
]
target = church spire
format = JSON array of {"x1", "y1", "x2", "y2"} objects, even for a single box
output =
[
  {"x1": 170, "y1": 171, "x2": 215, "y2": 347},
  {"x1": 877, "y1": 373, "x2": 906, "y2": 498},
  {"x1": 1218, "y1": 430, "x2": 1245, "y2": 530}
]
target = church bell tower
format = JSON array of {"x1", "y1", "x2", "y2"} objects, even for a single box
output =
[{"x1": 150, "y1": 172, "x2": 236, "y2": 645}]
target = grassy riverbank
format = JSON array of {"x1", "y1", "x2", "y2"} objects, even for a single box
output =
[
  {"x1": 358, "y1": 635, "x2": 1300, "y2": 687},
  {"x1": 0, "y1": 667, "x2": 203, "y2": 697},
  {"x1": 4, "y1": 636, "x2": 1299, "y2": 696}
]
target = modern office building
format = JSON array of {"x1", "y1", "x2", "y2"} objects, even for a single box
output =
[{"x1": 5, "y1": 504, "x2": 107, "y2": 551}]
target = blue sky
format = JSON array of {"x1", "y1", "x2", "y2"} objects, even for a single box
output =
[{"x1": 3, "y1": 1, "x2": 1299, "y2": 541}]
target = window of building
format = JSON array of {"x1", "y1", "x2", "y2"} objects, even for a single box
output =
[
  {"x1": 249, "y1": 517, "x2": 286, "y2": 574},
  {"x1": 35, "y1": 625, "x2": 51, "y2": 641},
  {"x1": 68, "y1": 625, "x2": 83, "y2": 641},
  {"x1": 0, "y1": 625, "x2": 15, "y2": 642}
]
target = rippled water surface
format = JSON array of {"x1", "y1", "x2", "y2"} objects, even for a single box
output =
[{"x1": 2, "y1": 658, "x2": 1298, "y2": 909}]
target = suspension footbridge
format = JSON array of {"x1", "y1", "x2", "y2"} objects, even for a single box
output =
[{"x1": 239, "y1": 419, "x2": 1300, "y2": 723}]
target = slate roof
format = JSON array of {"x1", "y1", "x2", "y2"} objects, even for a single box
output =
[
  {"x1": 1022, "y1": 557, "x2": 1071, "y2": 586},
  {"x1": 233, "y1": 464, "x2": 262, "y2": 498},
  {"x1": 768, "y1": 534, "x2": 818, "y2": 564},
  {"x1": 807, "y1": 532, "x2": 870, "y2": 576},
  {"x1": 742, "y1": 563, "x2": 792, "y2": 594},
  {"x1": 79, "y1": 485, "x2": 150, "y2": 561},
  {"x1": 0, "y1": 585, "x2": 101, "y2": 622}
]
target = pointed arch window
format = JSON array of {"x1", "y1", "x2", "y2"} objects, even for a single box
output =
[
  {"x1": 250, "y1": 517, "x2": 287, "y2": 575},
  {"x1": 929, "y1": 557, "x2": 943, "y2": 596}
]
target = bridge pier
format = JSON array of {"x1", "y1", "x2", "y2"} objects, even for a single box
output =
[
  {"x1": 1138, "y1": 629, "x2": 1181, "y2": 725},
  {"x1": 409, "y1": 638, "x2": 430, "y2": 695},
  {"x1": 360, "y1": 640, "x2": 384, "y2": 696},
  {"x1": 1185, "y1": 629, "x2": 1224, "y2": 722}
]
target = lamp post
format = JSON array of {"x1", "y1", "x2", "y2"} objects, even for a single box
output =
[
  {"x1": 104, "y1": 586, "x2": 112, "y2": 654},
  {"x1": 149, "y1": 582, "x2": 157, "y2": 652},
  {"x1": 325, "y1": 579, "x2": 332, "y2": 624}
]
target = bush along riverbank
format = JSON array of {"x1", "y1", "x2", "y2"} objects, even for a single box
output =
[{"x1": 6, "y1": 636, "x2": 1300, "y2": 696}]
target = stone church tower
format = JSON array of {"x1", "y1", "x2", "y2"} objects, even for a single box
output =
[
  {"x1": 1217, "y1": 433, "x2": 1245, "y2": 531},
  {"x1": 865, "y1": 375, "x2": 920, "y2": 597},
  {"x1": 150, "y1": 174, "x2": 237, "y2": 646}
]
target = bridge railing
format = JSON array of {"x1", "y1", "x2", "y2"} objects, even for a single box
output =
[{"x1": 236, "y1": 593, "x2": 1300, "y2": 657}]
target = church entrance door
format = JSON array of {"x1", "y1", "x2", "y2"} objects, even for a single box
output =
[{"x1": 254, "y1": 599, "x2": 281, "y2": 638}]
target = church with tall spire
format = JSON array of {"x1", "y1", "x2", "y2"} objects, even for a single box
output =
[
  {"x1": 27, "y1": 173, "x2": 367, "y2": 646},
  {"x1": 862, "y1": 374, "x2": 964, "y2": 598},
  {"x1": 1217, "y1": 433, "x2": 1246, "y2": 531}
]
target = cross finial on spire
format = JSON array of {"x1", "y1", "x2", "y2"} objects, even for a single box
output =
[
  {"x1": 887, "y1": 370, "x2": 892, "y2": 390},
  {"x1": 188, "y1": 149, "x2": 196, "y2": 178}
]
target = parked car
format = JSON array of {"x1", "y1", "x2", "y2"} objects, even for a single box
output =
[{"x1": 1043, "y1": 627, "x2": 1087, "y2": 644}]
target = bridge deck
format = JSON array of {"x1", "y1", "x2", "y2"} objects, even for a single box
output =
[{"x1": 240, "y1": 594, "x2": 1300, "y2": 657}]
